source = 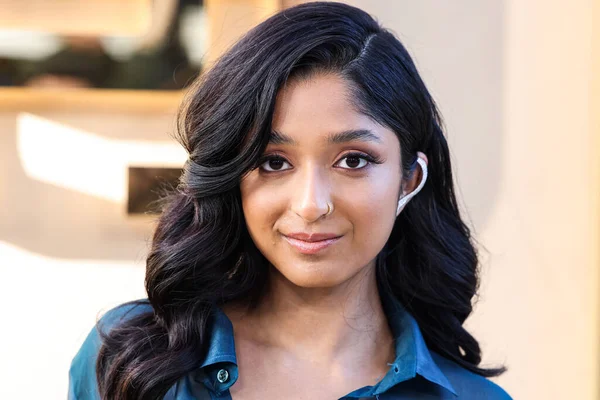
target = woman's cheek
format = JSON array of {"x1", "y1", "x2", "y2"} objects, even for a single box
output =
[
  {"x1": 345, "y1": 176, "x2": 399, "y2": 241},
  {"x1": 241, "y1": 178, "x2": 287, "y2": 237}
]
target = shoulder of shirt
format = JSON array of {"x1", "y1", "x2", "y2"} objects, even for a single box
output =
[
  {"x1": 68, "y1": 300, "x2": 153, "y2": 400},
  {"x1": 430, "y1": 351, "x2": 513, "y2": 400},
  {"x1": 97, "y1": 299, "x2": 154, "y2": 330}
]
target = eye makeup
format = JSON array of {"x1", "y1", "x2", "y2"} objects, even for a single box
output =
[{"x1": 256, "y1": 150, "x2": 384, "y2": 174}]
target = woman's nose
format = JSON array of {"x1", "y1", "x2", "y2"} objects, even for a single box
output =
[{"x1": 289, "y1": 166, "x2": 331, "y2": 223}]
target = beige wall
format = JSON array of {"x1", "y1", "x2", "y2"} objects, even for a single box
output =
[
  {"x1": 0, "y1": 105, "x2": 177, "y2": 398},
  {"x1": 205, "y1": 0, "x2": 280, "y2": 66},
  {"x1": 341, "y1": 0, "x2": 600, "y2": 399}
]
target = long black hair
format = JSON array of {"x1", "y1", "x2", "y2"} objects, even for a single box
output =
[{"x1": 96, "y1": 2, "x2": 505, "y2": 398}]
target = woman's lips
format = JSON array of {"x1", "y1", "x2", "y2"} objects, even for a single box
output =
[{"x1": 282, "y1": 234, "x2": 342, "y2": 255}]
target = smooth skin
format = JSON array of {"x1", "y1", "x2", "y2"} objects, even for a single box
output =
[{"x1": 225, "y1": 73, "x2": 428, "y2": 400}]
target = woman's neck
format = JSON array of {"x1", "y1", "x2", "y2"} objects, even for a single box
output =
[{"x1": 227, "y1": 263, "x2": 395, "y2": 369}]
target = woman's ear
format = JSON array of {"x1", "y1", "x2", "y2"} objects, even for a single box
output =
[{"x1": 396, "y1": 152, "x2": 428, "y2": 216}]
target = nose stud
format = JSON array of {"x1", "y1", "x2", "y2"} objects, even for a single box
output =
[{"x1": 326, "y1": 202, "x2": 333, "y2": 216}]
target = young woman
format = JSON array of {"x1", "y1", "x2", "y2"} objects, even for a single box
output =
[{"x1": 69, "y1": 2, "x2": 512, "y2": 399}]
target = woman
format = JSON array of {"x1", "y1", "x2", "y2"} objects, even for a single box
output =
[{"x1": 69, "y1": 2, "x2": 512, "y2": 399}]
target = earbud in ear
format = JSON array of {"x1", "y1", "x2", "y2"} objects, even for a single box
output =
[
  {"x1": 395, "y1": 194, "x2": 411, "y2": 215},
  {"x1": 396, "y1": 158, "x2": 428, "y2": 216}
]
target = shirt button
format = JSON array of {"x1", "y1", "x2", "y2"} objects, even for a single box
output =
[{"x1": 216, "y1": 368, "x2": 229, "y2": 383}]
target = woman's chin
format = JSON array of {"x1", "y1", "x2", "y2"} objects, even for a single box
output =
[{"x1": 271, "y1": 263, "x2": 357, "y2": 290}]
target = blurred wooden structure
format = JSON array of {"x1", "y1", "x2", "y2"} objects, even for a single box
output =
[
  {"x1": 0, "y1": 0, "x2": 153, "y2": 36},
  {"x1": 0, "y1": 0, "x2": 282, "y2": 111}
]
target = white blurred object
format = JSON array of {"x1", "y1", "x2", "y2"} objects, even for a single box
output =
[
  {"x1": 0, "y1": 30, "x2": 63, "y2": 60},
  {"x1": 16, "y1": 112, "x2": 187, "y2": 203},
  {"x1": 0, "y1": 240, "x2": 146, "y2": 399}
]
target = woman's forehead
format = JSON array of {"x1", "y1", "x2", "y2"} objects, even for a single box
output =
[
  {"x1": 271, "y1": 74, "x2": 394, "y2": 145},
  {"x1": 273, "y1": 74, "x2": 356, "y2": 125}
]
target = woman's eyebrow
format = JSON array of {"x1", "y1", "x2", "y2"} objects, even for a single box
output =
[
  {"x1": 328, "y1": 129, "x2": 382, "y2": 144},
  {"x1": 268, "y1": 129, "x2": 382, "y2": 144},
  {"x1": 269, "y1": 130, "x2": 294, "y2": 144}
]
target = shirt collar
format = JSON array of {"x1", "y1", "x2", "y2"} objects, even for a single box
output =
[
  {"x1": 201, "y1": 308, "x2": 237, "y2": 368},
  {"x1": 196, "y1": 308, "x2": 238, "y2": 394},
  {"x1": 199, "y1": 294, "x2": 457, "y2": 397},
  {"x1": 377, "y1": 289, "x2": 457, "y2": 396}
]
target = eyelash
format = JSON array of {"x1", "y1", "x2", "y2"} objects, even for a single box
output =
[{"x1": 257, "y1": 152, "x2": 383, "y2": 173}]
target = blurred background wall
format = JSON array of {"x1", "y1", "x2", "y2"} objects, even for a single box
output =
[{"x1": 0, "y1": 0, "x2": 598, "y2": 399}]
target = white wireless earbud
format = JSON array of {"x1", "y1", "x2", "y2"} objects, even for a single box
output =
[{"x1": 396, "y1": 158, "x2": 428, "y2": 216}]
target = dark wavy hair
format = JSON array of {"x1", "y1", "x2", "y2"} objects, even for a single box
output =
[{"x1": 96, "y1": 2, "x2": 505, "y2": 398}]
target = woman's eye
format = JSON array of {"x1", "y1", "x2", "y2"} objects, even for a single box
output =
[
  {"x1": 335, "y1": 154, "x2": 369, "y2": 169},
  {"x1": 259, "y1": 156, "x2": 292, "y2": 172}
]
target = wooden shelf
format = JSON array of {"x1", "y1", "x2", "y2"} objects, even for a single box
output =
[{"x1": 0, "y1": 88, "x2": 184, "y2": 114}]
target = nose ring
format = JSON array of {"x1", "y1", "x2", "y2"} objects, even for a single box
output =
[{"x1": 326, "y1": 202, "x2": 333, "y2": 216}]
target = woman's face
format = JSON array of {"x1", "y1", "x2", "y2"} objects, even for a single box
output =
[{"x1": 240, "y1": 73, "x2": 403, "y2": 288}]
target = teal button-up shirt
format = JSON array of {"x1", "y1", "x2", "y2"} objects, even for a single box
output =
[{"x1": 69, "y1": 296, "x2": 512, "y2": 399}]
